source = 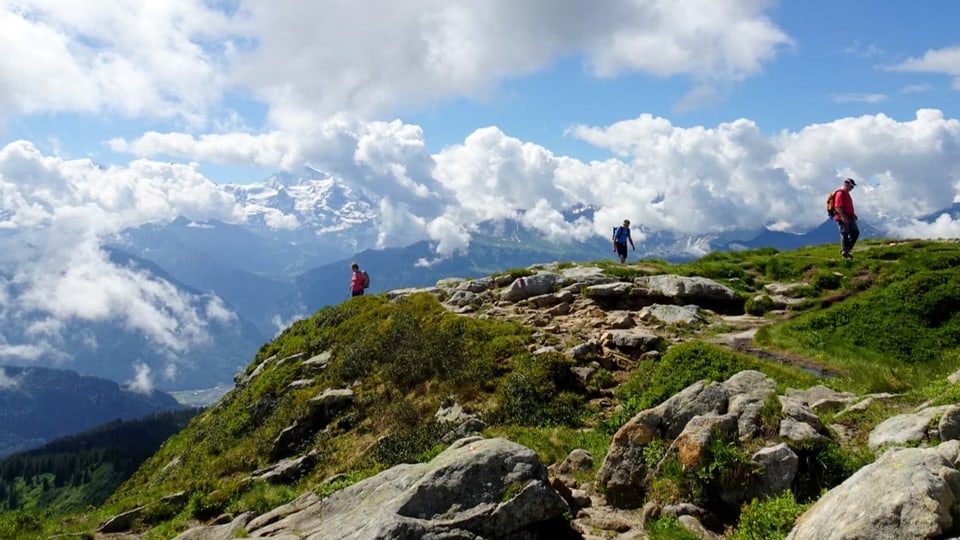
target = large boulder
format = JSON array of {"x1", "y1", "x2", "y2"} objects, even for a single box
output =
[
  {"x1": 174, "y1": 437, "x2": 571, "y2": 540},
  {"x1": 634, "y1": 275, "x2": 743, "y2": 313},
  {"x1": 500, "y1": 272, "x2": 563, "y2": 302},
  {"x1": 788, "y1": 441, "x2": 960, "y2": 540}
]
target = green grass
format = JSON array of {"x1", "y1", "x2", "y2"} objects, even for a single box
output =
[{"x1": 754, "y1": 244, "x2": 960, "y2": 395}]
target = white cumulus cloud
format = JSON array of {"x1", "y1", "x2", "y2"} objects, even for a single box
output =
[{"x1": 0, "y1": 141, "x2": 244, "y2": 370}]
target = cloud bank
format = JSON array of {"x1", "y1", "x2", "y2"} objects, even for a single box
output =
[
  {"x1": 0, "y1": 141, "x2": 243, "y2": 383},
  {"x1": 2, "y1": 0, "x2": 960, "y2": 387}
]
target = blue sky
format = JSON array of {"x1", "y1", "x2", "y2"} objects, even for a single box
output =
[
  {"x1": 3, "y1": 0, "x2": 958, "y2": 185},
  {"x1": 405, "y1": 1, "x2": 960, "y2": 158},
  {"x1": 1, "y1": 0, "x2": 959, "y2": 239},
  {"x1": 2, "y1": 0, "x2": 960, "y2": 388}
]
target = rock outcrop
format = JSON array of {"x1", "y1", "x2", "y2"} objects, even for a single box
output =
[
  {"x1": 788, "y1": 441, "x2": 960, "y2": 540},
  {"x1": 172, "y1": 437, "x2": 573, "y2": 540}
]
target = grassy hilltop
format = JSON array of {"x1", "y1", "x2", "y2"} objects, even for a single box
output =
[{"x1": 4, "y1": 238, "x2": 960, "y2": 539}]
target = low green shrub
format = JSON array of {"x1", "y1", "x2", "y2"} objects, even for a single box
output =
[
  {"x1": 371, "y1": 421, "x2": 448, "y2": 467},
  {"x1": 791, "y1": 442, "x2": 873, "y2": 502},
  {"x1": 732, "y1": 490, "x2": 808, "y2": 540},
  {"x1": 646, "y1": 516, "x2": 701, "y2": 540},
  {"x1": 228, "y1": 482, "x2": 298, "y2": 516},
  {"x1": 746, "y1": 295, "x2": 776, "y2": 316},
  {"x1": 617, "y1": 342, "x2": 751, "y2": 412},
  {"x1": 695, "y1": 436, "x2": 759, "y2": 502},
  {"x1": 489, "y1": 353, "x2": 585, "y2": 427},
  {"x1": 810, "y1": 270, "x2": 841, "y2": 291},
  {"x1": 0, "y1": 510, "x2": 46, "y2": 540}
]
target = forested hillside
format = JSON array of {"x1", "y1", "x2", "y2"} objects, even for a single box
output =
[{"x1": 0, "y1": 408, "x2": 199, "y2": 516}]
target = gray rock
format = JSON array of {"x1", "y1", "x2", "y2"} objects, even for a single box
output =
[
  {"x1": 786, "y1": 385, "x2": 856, "y2": 413},
  {"x1": 778, "y1": 395, "x2": 830, "y2": 445},
  {"x1": 456, "y1": 277, "x2": 494, "y2": 293},
  {"x1": 672, "y1": 413, "x2": 738, "y2": 468},
  {"x1": 446, "y1": 290, "x2": 479, "y2": 307},
  {"x1": 308, "y1": 388, "x2": 355, "y2": 423},
  {"x1": 788, "y1": 441, "x2": 960, "y2": 540},
  {"x1": 171, "y1": 513, "x2": 255, "y2": 540},
  {"x1": 736, "y1": 443, "x2": 798, "y2": 503},
  {"x1": 500, "y1": 272, "x2": 562, "y2": 302},
  {"x1": 601, "y1": 329, "x2": 661, "y2": 352},
  {"x1": 868, "y1": 406, "x2": 952, "y2": 450},
  {"x1": 570, "y1": 363, "x2": 599, "y2": 392},
  {"x1": 555, "y1": 449, "x2": 595, "y2": 477},
  {"x1": 303, "y1": 351, "x2": 333, "y2": 373},
  {"x1": 271, "y1": 389, "x2": 355, "y2": 461},
  {"x1": 560, "y1": 266, "x2": 614, "y2": 286},
  {"x1": 635, "y1": 275, "x2": 740, "y2": 305},
  {"x1": 528, "y1": 292, "x2": 567, "y2": 309},
  {"x1": 98, "y1": 506, "x2": 146, "y2": 534},
  {"x1": 764, "y1": 282, "x2": 807, "y2": 295},
  {"x1": 435, "y1": 277, "x2": 465, "y2": 289},
  {"x1": 678, "y1": 514, "x2": 721, "y2": 540},
  {"x1": 249, "y1": 451, "x2": 318, "y2": 484},
  {"x1": 940, "y1": 405, "x2": 960, "y2": 442},
  {"x1": 597, "y1": 410, "x2": 664, "y2": 508},
  {"x1": 724, "y1": 371, "x2": 777, "y2": 440},
  {"x1": 221, "y1": 437, "x2": 570, "y2": 540},
  {"x1": 654, "y1": 381, "x2": 729, "y2": 439},
  {"x1": 566, "y1": 339, "x2": 602, "y2": 361},
  {"x1": 286, "y1": 379, "x2": 315, "y2": 390},
  {"x1": 585, "y1": 282, "x2": 634, "y2": 298},
  {"x1": 605, "y1": 310, "x2": 635, "y2": 329},
  {"x1": 640, "y1": 304, "x2": 702, "y2": 326},
  {"x1": 434, "y1": 402, "x2": 475, "y2": 425},
  {"x1": 235, "y1": 354, "x2": 276, "y2": 387}
]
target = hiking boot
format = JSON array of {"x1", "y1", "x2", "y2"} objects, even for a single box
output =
[{"x1": 841, "y1": 251, "x2": 853, "y2": 259}]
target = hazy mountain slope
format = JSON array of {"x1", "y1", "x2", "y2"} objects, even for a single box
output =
[
  {"x1": 0, "y1": 247, "x2": 266, "y2": 392},
  {"x1": 0, "y1": 366, "x2": 185, "y2": 458},
  {"x1": 111, "y1": 222, "x2": 296, "y2": 335}
]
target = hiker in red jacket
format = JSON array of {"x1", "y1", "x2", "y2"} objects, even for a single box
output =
[
  {"x1": 349, "y1": 263, "x2": 367, "y2": 297},
  {"x1": 833, "y1": 178, "x2": 859, "y2": 259}
]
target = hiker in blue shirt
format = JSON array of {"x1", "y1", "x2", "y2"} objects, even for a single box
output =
[{"x1": 611, "y1": 219, "x2": 635, "y2": 264}]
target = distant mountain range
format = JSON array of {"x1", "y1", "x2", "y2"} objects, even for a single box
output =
[
  {"x1": 0, "y1": 365, "x2": 184, "y2": 458},
  {"x1": 0, "y1": 169, "x2": 915, "y2": 393}
]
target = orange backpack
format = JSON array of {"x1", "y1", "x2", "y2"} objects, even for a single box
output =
[{"x1": 826, "y1": 189, "x2": 842, "y2": 217}]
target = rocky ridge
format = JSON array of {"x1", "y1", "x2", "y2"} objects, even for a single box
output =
[{"x1": 99, "y1": 260, "x2": 960, "y2": 540}]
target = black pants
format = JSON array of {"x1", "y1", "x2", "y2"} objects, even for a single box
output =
[
  {"x1": 837, "y1": 219, "x2": 859, "y2": 254},
  {"x1": 615, "y1": 243, "x2": 628, "y2": 259}
]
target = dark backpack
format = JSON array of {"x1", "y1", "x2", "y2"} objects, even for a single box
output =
[
  {"x1": 826, "y1": 189, "x2": 841, "y2": 217},
  {"x1": 361, "y1": 270, "x2": 370, "y2": 289}
]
